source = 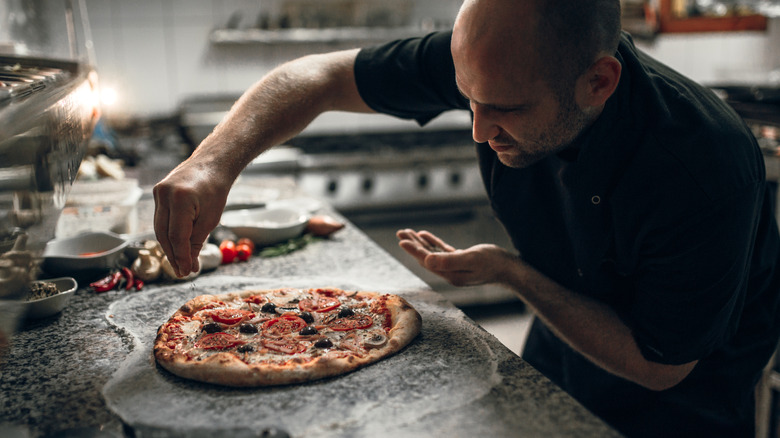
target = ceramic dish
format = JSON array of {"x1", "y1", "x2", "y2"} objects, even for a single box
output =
[
  {"x1": 42, "y1": 231, "x2": 128, "y2": 274},
  {"x1": 266, "y1": 197, "x2": 323, "y2": 214},
  {"x1": 25, "y1": 277, "x2": 78, "y2": 319},
  {"x1": 221, "y1": 207, "x2": 309, "y2": 246}
]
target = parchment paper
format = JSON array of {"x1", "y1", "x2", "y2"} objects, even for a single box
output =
[{"x1": 102, "y1": 275, "x2": 508, "y2": 438}]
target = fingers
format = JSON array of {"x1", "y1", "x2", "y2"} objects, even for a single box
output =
[
  {"x1": 396, "y1": 229, "x2": 452, "y2": 256},
  {"x1": 153, "y1": 181, "x2": 197, "y2": 278},
  {"x1": 417, "y1": 230, "x2": 455, "y2": 253},
  {"x1": 153, "y1": 184, "x2": 177, "y2": 272},
  {"x1": 168, "y1": 211, "x2": 196, "y2": 277}
]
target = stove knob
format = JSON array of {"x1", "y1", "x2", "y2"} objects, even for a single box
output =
[
  {"x1": 417, "y1": 173, "x2": 429, "y2": 189},
  {"x1": 362, "y1": 176, "x2": 374, "y2": 193},
  {"x1": 326, "y1": 179, "x2": 338, "y2": 194},
  {"x1": 450, "y1": 171, "x2": 462, "y2": 187}
]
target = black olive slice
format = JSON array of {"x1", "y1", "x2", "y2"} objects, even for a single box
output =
[
  {"x1": 299, "y1": 311, "x2": 314, "y2": 324},
  {"x1": 239, "y1": 323, "x2": 258, "y2": 334},
  {"x1": 337, "y1": 307, "x2": 354, "y2": 318},
  {"x1": 261, "y1": 302, "x2": 277, "y2": 313},
  {"x1": 314, "y1": 338, "x2": 333, "y2": 348},
  {"x1": 299, "y1": 326, "x2": 318, "y2": 336},
  {"x1": 202, "y1": 322, "x2": 222, "y2": 333}
]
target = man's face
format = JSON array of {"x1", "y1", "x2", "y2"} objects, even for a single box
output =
[
  {"x1": 454, "y1": 58, "x2": 592, "y2": 169},
  {"x1": 451, "y1": 0, "x2": 594, "y2": 168}
]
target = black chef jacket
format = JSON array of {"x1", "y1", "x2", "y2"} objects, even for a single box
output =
[{"x1": 354, "y1": 31, "x2": 780, "y2": 437}]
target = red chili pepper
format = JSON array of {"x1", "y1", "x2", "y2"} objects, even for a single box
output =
[
  {"x1": 121, "y1": 267, "x2": 134, "y2": 291},
  {"x1": 90, "y1": 270, "x2": 122, "y2": 293},
  {"x1": 134, "y1": 278, "x2": 144, "y2": 291}
]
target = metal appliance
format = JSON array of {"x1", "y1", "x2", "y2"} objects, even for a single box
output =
[
  {"x1": 0, "y1": 0, "x2": 99, "y2": 349},
  {"x1": 180, "y1": 96, "x2": 519, "y2": 307}
]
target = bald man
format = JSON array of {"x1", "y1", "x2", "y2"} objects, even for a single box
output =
[{"x1": 154, "y1": 0, "x2": 780, "y2": 435}]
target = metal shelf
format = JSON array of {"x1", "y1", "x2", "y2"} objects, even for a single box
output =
[{"x1": 209, "y1": 26, "x2": 445, "y2": 45}]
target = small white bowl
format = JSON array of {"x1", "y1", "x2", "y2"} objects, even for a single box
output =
[
  {"x1": 25, "y1": 277, "x2": 78, "y2": 319},
  {"x1": 42, "y1": 231, "x2": 128, "y2": 274},
  {"x1": 221, "y1": 207, "x2": 309, "y2": 246}
]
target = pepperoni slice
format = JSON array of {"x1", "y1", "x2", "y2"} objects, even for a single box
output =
[
  {"x1": 262, "y1": 314, "x2": 308, "y2": 336},
  {"x1": 298, "y1": 295, "x2": 341, "y2": 313},
  {"x1": 208, "y1": 309, "x2": 255, "y2": 325},
  {"x1": 196, "y1": 333, "x2": 244, "y2": 350},
  {"x1": 329, "y1": 314, "x2": 373, "y2": 331},
  {"x1": 262, "y1": 338, "x2": 306, "y2": 355}
]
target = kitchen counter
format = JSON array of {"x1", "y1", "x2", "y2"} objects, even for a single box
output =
[{"x1": 0, "y1": 178, "x2": 620, "y2": 438}]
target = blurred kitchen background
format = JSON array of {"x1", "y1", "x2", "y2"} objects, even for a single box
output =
[{"x1": 4, "y1": 0, "x2": 780, "y2": 357}]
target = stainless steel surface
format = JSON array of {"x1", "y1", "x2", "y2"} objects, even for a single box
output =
[
  {"x1": 0, "y1": 57, "x2": 96, "y2": 289},
  {"x1": 0, "y1": 0, "x2": 98, "y2": 359}
]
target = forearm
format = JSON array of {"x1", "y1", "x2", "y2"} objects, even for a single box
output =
[
  {"x1": 397, "y1": 230, "x2": 697, "y2": 390},
  {"x1": 498, "y1": 255, "x2": 696, "y2": 391},
  {"x1": 186, "y1": 49, "x2": 372, "y2": 184}
]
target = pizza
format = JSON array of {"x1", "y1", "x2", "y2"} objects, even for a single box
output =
[{"x1": 153, "y1": 287, "x2": 422, "y2": 386}]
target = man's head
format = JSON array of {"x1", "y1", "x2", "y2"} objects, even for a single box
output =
[{"x1": 451, "y1": 0, "x2": 622, "y2": 168}]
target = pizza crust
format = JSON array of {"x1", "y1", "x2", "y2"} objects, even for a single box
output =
[{"x1": 154, "y1": 288, "x2": 421, "y2": 387}]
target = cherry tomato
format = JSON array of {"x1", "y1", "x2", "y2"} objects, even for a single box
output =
[
  {"x1": 298, "y1": 294, "x2": 341, "y2": 313},
  {"x1": 219, "y1": 240, "x2": 237, "y2": 264},
  {"x1": 262, "y1": 314, "x2": 307, "y2": 336},
  {"x1": 237, "y1": 238, "x2": 255, "y2": 253},
  {"x1": 236, "y1": 243, "x2": 252, "y2": 262},
  {"x1": 208, "y1": 308, "x2": 254, "y2": 325},
  {"x1": 196, "y1": 333, "x2": 244, "y2": 350},
  {"x1": 329, "y1": 314, "x2": 374, "y2": 331}
]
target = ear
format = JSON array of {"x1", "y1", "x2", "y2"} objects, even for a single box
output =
[{"x1": 575, "y1": 55, "x2": 621, "y2": 109}]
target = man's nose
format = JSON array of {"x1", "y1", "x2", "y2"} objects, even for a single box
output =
[{"x1": 471, "y1": 105, "x2": 500, "y2": 143}]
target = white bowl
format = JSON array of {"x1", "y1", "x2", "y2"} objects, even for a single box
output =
[
  {"x1": 25, "y1": 277, "x2": 78, "y2": 319},
  {"x1": 42, "y1": 231, "x2": 128, "y2": 274},
  {"x1": 220, "y1": 207, "x2": 309, "y2": 246}
]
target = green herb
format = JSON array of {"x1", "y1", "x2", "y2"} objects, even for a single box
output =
[{"x1": 259, "y1": 234, "x2": 321, "y2": 258}]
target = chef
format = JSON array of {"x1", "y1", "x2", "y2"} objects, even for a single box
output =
[{"x1": 153, "y1": 0, "x2": 780, "y2": 436}]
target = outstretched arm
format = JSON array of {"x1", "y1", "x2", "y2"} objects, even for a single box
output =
[
  {"x1": 154, "y1": 49, "x2": 372, "y2": 277},
  {"x1": 396, "y1": 228, "x2": 697, "y2": 391}
]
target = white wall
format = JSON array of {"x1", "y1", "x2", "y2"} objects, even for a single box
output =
[
  {"x1": 84, "y1": 0, "x2": 780, "y2": 118},
  {"x1": 636, "y1": 18, "x2": 780, "y2": 85},
  {"x1": 85, "y1": 0, "x2": 461, "y2": 118}
]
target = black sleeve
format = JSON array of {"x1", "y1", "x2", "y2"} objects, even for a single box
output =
[{"x1": 354, "y1": 31, "x2": 469, "y2": 126}]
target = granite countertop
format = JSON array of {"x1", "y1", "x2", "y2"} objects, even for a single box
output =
[{"x1": 0, "y1": 178, "x2": 621, "y2": 438}]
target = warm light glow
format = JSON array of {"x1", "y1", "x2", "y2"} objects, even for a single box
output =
[{"x1": 100, "y1": 86, "x2": 118, "y2": 107}]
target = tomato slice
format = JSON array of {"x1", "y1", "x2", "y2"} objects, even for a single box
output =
[
  {"x1": 262, "y1": 314, "x2": 307, "y2": 336},
  {"x1": 164, "y1": 323, "x2": 184, "y2": 340},
  {"x1": 262, "y1": 338, "x2": 306, "y2": 355},
  {"x1": 208, "y1": 309, "x2": 254, "y2": 325},
  {"x1": 196, "y1": 333, "x2": 244, "y2": 350},
  {"x1": 329, "y1": 314, "x2": 373, "y2": 331},
  {"x1": 298, "y1": 294, "x2": 341, "y2": 313},
  {"x1": 243, "y1": 295, "x2": 267, "y2": 305}
]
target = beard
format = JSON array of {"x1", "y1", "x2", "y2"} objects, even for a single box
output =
[{"x1": 493, "y1": 93, "x2": 596, "y2": 169}]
